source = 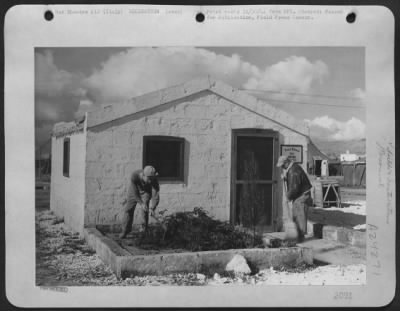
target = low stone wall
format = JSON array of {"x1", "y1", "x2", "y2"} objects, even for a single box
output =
[
  {"x1": 84, "y1": 227, "x2": 313, "y2": 279},
  {"x1": 322, "y1": 225, "x2": 366, "y2": 248}
]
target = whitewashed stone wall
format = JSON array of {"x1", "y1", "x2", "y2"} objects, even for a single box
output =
[
  {"x1": 50, "y1": 131, "x2": 86, "y2": 234},
  {"x1": 84, "y1": 91, "x2": 308, "y2": 229}
]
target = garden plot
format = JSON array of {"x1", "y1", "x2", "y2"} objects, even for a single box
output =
[
  {"x1": 83, "y1": 209, "x2": 313, "y2": 278},
  {"x1": 37, "y1": 209, "x2": 365, "y2": 286}
]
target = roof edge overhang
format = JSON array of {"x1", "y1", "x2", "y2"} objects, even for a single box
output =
[
  {"x1": 52, "y1": 115, "x2": 86, "y2": 138},
  {"x1": 86, "y1": 77, "x2": 309, "y2": 137}
]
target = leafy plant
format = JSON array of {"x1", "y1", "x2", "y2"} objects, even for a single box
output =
[{"x1": 139, "y1": 207, "x2": 263, "y2": 251}]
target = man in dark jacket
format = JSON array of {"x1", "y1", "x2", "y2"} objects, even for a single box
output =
[
  {"x1": 119, "y1": 165, "x2": 160, "y2": 239},
  {"x1": 277, "y1": 155, "x2": 313, "y2": 242}
]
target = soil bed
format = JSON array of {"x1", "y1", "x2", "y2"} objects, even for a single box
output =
[
  {"x1": 85, "y1": 226, "x2": 314, "y2": 278},
  {"x1": 106, "y1": 231, "x2": 188, "y2": 255},
  {"x1": 105, "y1": 207, "x2": 264, "y2": 255}
]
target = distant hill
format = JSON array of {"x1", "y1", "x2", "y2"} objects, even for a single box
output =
[{"x1": 311, "y1": 138, "x2": 366, "y2": 159}]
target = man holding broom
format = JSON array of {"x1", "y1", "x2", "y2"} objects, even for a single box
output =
[
  {"x1": 276, "y1": 155, "x2": 313, "y2": 242},
  {"x1": 119, "y1": 165, "x2": 160, "y2": 239}
]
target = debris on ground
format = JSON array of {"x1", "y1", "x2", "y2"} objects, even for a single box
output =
[
  {"x1": 253, "y1": 264, "x2": 366, "y2": 285},
  {"x1": 36, "y1": 210, "x2": 206, "y2": 286},
  {"x1": 36, "y1": 209, "x2": 366, "y2": 286}
]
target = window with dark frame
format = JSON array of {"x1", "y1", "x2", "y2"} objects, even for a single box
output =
[
  {"x1": 143, "y1": 136, "x2": 184, "y2": 181},
  {"x1": 63, "y1": 137, "x2": 70, "y2": 177}
]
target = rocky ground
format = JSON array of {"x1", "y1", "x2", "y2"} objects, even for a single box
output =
[{"x1": 36, "y1": 209, "x2": 366, "y2": 286}]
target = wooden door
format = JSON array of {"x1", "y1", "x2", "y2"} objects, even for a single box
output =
[{"x1": 231, "y1": 129, "x2": 279, "y2": 233}]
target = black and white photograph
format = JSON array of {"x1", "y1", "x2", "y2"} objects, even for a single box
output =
[
  {"x1": 5, "y1": 4, "x2": 395, "y2": 308},
  {"x1": 35, "y1": 46, "x2": 367, "y2": 286}
]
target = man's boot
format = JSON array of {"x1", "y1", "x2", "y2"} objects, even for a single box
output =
[
  {"x1": 119, "y1": 223, "x2": 130, "y2": 239},
  {"x1": 297, "y1": 233, "x2": 305, "y2": 243}
]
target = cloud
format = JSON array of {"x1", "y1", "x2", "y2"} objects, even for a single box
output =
[
  {"x1": 244, "y1": 56, "x2": 329, "y2": 93},
  {"x1": 35, "y1": 97, "x2": 62, "y2": 122},
  {"x1": 84, "y1": 47, "x2": 260, "y2": 104},
  {"x1": 35, "y1": 50, "x2": 81, "y2": 97},
  {"x1": 306, "y1": 116, "x2": 366, "y2": 141},
  {"x1": 83, "y1": 48, "x2": 329, "y2": 105},
  {"x1": 35, "y1": 50, "x2": 84, "y2": 123},
  {"x1": 35, "y1": 47, "x2": 332, "y2": 147}
]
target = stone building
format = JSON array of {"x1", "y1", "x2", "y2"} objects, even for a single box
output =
[{"x1": 50, "y1": 78, "x2": 317, "y2": 235}]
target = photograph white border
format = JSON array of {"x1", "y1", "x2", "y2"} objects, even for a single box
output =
[{"x1": 4, "y1": 4, "x2": 395, "y2": 307}]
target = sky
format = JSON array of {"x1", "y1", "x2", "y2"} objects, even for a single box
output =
[{"x1": 35, "y1": 46, "x2": 365, "y2": 153}]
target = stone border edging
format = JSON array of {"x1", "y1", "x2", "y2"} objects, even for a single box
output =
[
  {"x1": 321, "y1": 225, "x2": 366, "y2": 247},
  {"x1": 84, "y1": 227, "x2": 314, "y2": 279}
]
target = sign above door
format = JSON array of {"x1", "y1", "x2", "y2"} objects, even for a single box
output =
[{"x1": 280, "y1": 145, "x2": 303, "y2": 164}]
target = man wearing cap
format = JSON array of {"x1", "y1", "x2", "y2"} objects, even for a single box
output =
[
  {"x1": 276, "y1": 155, "x2": 313, "y2": 242},
  {"x1": 120, "y1": 165, "x2": 160, "y2": 239}
]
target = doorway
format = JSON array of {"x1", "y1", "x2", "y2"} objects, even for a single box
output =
[{"x1": 231, "y1": 129, "x2": 279, "y2": 233}]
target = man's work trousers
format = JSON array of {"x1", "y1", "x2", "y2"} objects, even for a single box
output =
[
  {"x1": 121, "y1": 194, "x2": 150, "y2": 236},
  {"x1": 292, "y1": 192, "x2": 313, "y2": 239}
]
